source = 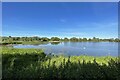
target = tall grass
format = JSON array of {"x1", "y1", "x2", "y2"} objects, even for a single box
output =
[{"x1": 1, "y1": 48, "x2": 120, "y2": 79}]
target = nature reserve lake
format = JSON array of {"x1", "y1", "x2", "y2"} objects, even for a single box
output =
[{"x1": 13, "y1": 42, "x2": 118, "y2": 56}]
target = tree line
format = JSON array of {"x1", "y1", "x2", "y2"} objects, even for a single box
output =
[{"x1": 1, "y1": 36, "x2": 120, "y2": 43}]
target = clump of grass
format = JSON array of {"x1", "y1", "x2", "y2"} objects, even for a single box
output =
[{"x1": 2, "y1": 48, "x2": 119, "y2": 79}]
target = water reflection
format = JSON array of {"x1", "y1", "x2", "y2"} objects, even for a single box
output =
[
  {"x1": 12, "y1": 42, "x2": 118, "y2": 56},
  {"x1": 50, "y1": 42, "x2": 61, "y2": 45}
]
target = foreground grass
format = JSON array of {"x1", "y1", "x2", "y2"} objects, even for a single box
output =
[{"x1": 1, "y1": 48, "x2": 120, "y2": 79}]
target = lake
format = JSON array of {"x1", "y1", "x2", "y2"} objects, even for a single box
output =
[{"x1": 13, "y1": 42, "x2": 118, "y2": 56}]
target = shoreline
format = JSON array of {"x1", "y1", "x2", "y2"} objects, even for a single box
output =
[{"x1": 49, "y1": 41, "x2": 61, "y2": 42}]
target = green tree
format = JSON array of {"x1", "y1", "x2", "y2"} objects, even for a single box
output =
[
  {"x1": 41, "y1": 37, "x2": 49, "y2": 41},
  {"x1": 83, "y1": 38, "x2": 87, "y2": 41},
  {"x1": 92, "y1": 37, "x2": 100, "y2": 42},
  {"x1": 70, "y1": 37, "x2": 79, "y2": 42},
  {"x1": 51, "y1": 37, "x2": 60, "y2": 41},
  {"x1": 64, "y1": 37, "x2": 69, "y2": 42},
  {"x1": 8, "y1": 36, "x2": 13, "y2": 43},
  {"x1": 115, "y1": 38, "x2": 119, "y2": 42},
  {"x1": 88, "y1": 38, "x2": 92, "y2": 41}
]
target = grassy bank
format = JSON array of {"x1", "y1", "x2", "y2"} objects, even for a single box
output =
[
  {"x1": 1, "y1": 48, "x2": 120, "y2": 79},
  {"x1": 1, "y1": 41, "x2": 22, "y2": 45},
  {"x1": 1, "y1": 41, "x2": 49, "y2": 45},
  {"x1": 22, "y1": 41, "x2": 49, "y2": 45}
]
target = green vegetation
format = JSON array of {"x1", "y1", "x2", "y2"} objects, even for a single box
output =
[
  {"x1": 2, "y1": 48, "x2": 120, "y2": 79},
  {"x1": 22, "y1": 41, "x2": 49, "y2": 45},
  {"x1": 50, "y1": 37, "x2": 61, "y2": 41},
  {"x1": 1, "y1": 41, "x2": 22, "y2": 45},
  {"x1": 1, "y1": 36, "x2": 120, "y2": 45}
]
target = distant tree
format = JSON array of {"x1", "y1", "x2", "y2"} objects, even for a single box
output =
[
  {"x1": 51, "y1": 37, "x2": 60, "y2": 41},
  {"x1": 83, "y1": 38, "x2": 87, "y2": 41},
  {"x1": 1, "y1": 36, "x2": 120, "y2": 43},
  {"x1": 92, "y1": 37, "x2": 100, "y2": 42},
  {"x1": 8, "y1": 36, "x2": 13, "y2": 43},
  {"x1": 0, "y1": 36, "x2": 2, "y2": 42},
  {"x1": 88, "y1": 38, "x2": 92, "y2": 41},
  {"x1": 109, "y1": 38, "x2": 114, "y2": 42},
  {"x1": 70, "y1": 37, "x2": 79, "y2": 42},
  {"x1": 9, "y1": 36, "x2": 12, "y2": 38},
  {"x1": 64, "y1": 37, "x2": 69, "y2": 41},
  {"x1": 41, "y1": 37, "x2": 49, "y2": 41},
  {"x1": 79, "y1": 38, "x2": 82, "y2": 42},
  {"x1": 115, "y1": 38, "x2": 119, "y2": 42}
]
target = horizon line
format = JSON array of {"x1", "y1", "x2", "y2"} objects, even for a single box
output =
[{"x1": 0, "y1": 35, "x2": 118, "y2": 39}]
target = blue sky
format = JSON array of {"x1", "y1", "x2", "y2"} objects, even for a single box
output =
[{"x1": 2, "y1": 2, "x2": 118, "y2": 38}]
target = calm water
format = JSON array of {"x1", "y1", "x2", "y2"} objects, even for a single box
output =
[{"x1": 14, "y1": 42, "x2": 118, "y2": 56}]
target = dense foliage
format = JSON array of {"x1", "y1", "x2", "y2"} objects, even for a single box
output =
[
  {"x1": 1, "y1": 36, "x2": 120, "y2": 45},
  {"x1": 2, "y1": 48, "x2": 120, "y2": 79}
]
